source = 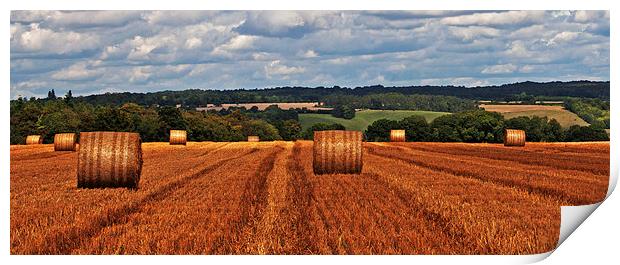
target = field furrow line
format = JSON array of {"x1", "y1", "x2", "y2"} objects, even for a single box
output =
[
  {"x1": 281, "y1": 142, "x2": 330, "y2": 254},
  {"x1": 31, "y1": 148, "x2": 259, "y2": 254},
  {"x1": 366, "y1": 146, "x2": 602, "y2": 205},
  {"x1": 11, "y1": 151, "x2": 75, "y2": 163},
  {"x1": 363, "y1": 154, "x2": 559, "y2": 254},
  {"x1": 243, "y1": 142, "x2": 294, "y2": 254},
  {"x1": 211, "y1": 146, "x2": 284, "y2": 253},
  {"x1": 397, "y1": 143, "x2": 609, "y2": 175}
]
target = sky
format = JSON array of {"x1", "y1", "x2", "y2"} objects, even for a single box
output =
[{"x1": 10, "y1": 10, "x2": 610, "y2": 99}]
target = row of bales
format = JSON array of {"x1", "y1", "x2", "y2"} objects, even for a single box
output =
[{"x1": 21, "y1": 128, "x2": 526, "y2": 190}]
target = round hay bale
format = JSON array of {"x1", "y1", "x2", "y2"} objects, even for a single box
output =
[
  {"x1": 77, "y1": 132, "x2": 142, "y2": 189},
  {"x1": 54, "y1": 133, "x2": 77, "y2": 151},
  {"x1": 25, "y1": 135, "x2": 43, "y2": 145},
  {"x1": 390, "y1": 129, "x2": 406, "y2": 142},
  {"x1": 248, "y1": 136, "x2": 260, "y2": 142},
  {"x1": 169, "y1": 130, "x2": 187, "y2": 145},
  {"x1": 313, "y1": 130, "x2": 363, "y2": 175},
  {"x1": 504, "y1": 129, "x2": 526, "y2": 147}
]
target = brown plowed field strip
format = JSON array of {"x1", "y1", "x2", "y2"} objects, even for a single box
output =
[{"x1": 10, "y1": 141, "x2": 609, "y2": 254}]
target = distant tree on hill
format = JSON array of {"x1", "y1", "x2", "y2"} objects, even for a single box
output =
[
  {"x1": 302, "y1": 122, "x2": 346, "y2": 139},
  {"x1": 331, "y1": 104, "x2": 355, "y2": 119},
  {"x1": 504, "y1": 116, "x2": 563, "y2": 142},
  {"x1": 47, "y1": 89, "x2": 56, "y2": 99},
  {"x1": 564, "y1": 125, "x2": 609, "y2": 142},
  {"x1": 399, "y1": 115, "x2": 431, "y2": 142},
  {"x1": 365, "y1": 119, "x2": 400, "y2": 142},
  {"x1": 278, "y1": 119, "x2": 303, "y2": 141},
  {"x1": 242, "y1": 119, "x2": 282, "y2": 141}
]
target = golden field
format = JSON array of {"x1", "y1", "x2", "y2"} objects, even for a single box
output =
[{"x1": 10, "y1": 141, "x2": 609, "y2": 254}]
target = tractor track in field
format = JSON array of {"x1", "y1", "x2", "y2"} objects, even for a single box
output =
[
  {"x1": 283, "y1": 142, "x2": 325, "y2": 254},
  {"x1": 198, "y1": 142, "x2": 232, "y2": 157},
  {"x1": 361, "y1": 171, "x2": 477, "y2": 253},
  {"x1": 209, "y1": 146, "x2": 283, "y2": 253},
  {"x1": 394, "y1": 143, "x2": 608, "y2": 175},
  {"x1": 37, "y1": 147, "x2": 260, "y2": 254},
  {"x1": 365, "y1": 146, "x2": 578, "y2": 205},
  {"x1": 11, "y1": 151, "x2": 75, "y2": 162}
]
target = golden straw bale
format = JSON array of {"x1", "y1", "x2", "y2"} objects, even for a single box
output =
[
  {"x1": 54, "y1": 133, "x2": 77, "y2": 151},
  {"x1": 77, "y1": 132, "x2": 142, "y2": 189},
  {"x1": 25, "y1": 135, "x2": 43, "y2": 145},
  {"x1": 390, "y1": 129, "x2": 406, "y2": 142},
  {"x1": 504, "y1": 129, "x2": 526, "y2": 147},
  {"x1": 169, "y1": 130, "x2": 187, "y2": 145},
  {"x1": 313, "y1": 130, "x2": 363, "y2": 174}
]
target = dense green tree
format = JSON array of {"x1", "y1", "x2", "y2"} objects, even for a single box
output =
[
  {"x1": 504, "y1": 116, "x2": 563, "y2": 142},
  {"x1": 278, "y1": 119, "x2": 303, "y2": 140},
  {"x1": 564, "y1": 125, "x2": 609, "y2": 142},
  {"x1": 365, "y1": 119, "x2": 400, "y2": 142},
  {"x1": 158, "y1": 106, "x2": 187, "y2": 130},
  {"x1": 242, "y1": 119, "x2": 282, "y2": 141},
  {"x1": 429, "y1": 110, "x2": 504, "y2": 142},
  {"x1": 331, "y1": 104, "x2": 356, "y2": 119},
  {"x1": 302, "y1": 123, "x2": 346, "y2": 139},
  {"x1": 183, "y1": 112, "x2": 243, "y2": 141},
  {"x1": 429, "y1": 114, "x2": 462, "y2": 142},
  {"x1": 398, "y1": 115, "x2": 431, "y2": 141},
  {"x1": 38, "y1": 108, "x2": 81, "y2": 143},
  {"x1": 92, "y1": 106, "x2": 132, "y2": 132},
  {"x1": 565, "y1": 98, "x2": 610, "y2": 129}
]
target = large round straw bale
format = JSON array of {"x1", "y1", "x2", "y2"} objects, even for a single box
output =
[
  {"x1": 25, "y1": 135, "x2": 43, "y2": 145},
  {"x1": 77, "y1": 132, "x2": 142, "y2": 189},
  {"x1": 504, "y1": 129, "x2": 526, "y2": 147},
  {"x1": 390, "y1": 129, "x2": 406, "y2": 142},
  {"x1": 54, "y1": 133, "x2": 77, "y2": 151},
  {"x1": 248, "y1": 136, "x2": 260, "y2": 142},
  {"x1": 313, "y1": 130, "x2": 363, "y2": 174},
  {"x1": 169, "y1": 130, "x2": 187, "y2": 145}
]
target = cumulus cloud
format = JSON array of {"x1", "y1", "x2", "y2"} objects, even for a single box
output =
[
  {"x1": 51, "y1": 61, "x2": 104, "y2": 81},
  {"x1": 441, "y1": 11, "x2": 546, "y2": 27},
  {"x1": 265, "y1": 60, "x2": 305, "y2": 78},
  {"x1": 12, "y1": 10, "x2": 143, "y2": 28},
  {"x1": 481, "y1": 64, "x2": 518, "y2": 74},
  {"x1": 9, "y1": 10, "x2": 609, "y2": 98},
  {"x1": 11, "y1": 23, "x2": 100, "y2": 55}
]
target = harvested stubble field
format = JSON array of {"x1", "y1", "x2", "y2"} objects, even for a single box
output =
[{"x1": 10, "y1": 141, "x2": 609, "y2": 255}]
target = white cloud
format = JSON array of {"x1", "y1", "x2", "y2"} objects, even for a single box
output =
[
  {"x1": 449, "y1": 26, "x2": 500, "y2": 41},
  {"x1": 11, "y1": 23, "x2": 99, "y2": 54},
  {"x1": 481, "y1": 64, "x2": 518, "y2": 74},
  {"x1": 264, "y1": 60, "x2": 305, "y2": 78},
  {"x1": 387, "y1": 63, "x2": 407, "y2": 71},
  {"x1": 9, "y1": 11, "x2": 610, "y2": 97},
  {"x1": 212, "y1": 35, "x2": 257, "y2": 56},
  {"x1": 12, "y1": 11, "x2": 142, "y2": 28},
  {"x1": 441, "y1": 11, "x2": 545, "y2": 26},
  {"x1": 573, "y1": 10, "x2": 609, "y2": 23},
  {"x1": 184, "y1": 37, "x2": 203, "y2": 49},
  {"x1": 546, "y1": 31, "x2": 581, "y2": 46},
  {"x1": 298, "y1": 49, "x2": 318, "y2": 58},
  {"x1": 51, "y1": 61, "x2": 104, "y2": 81}
]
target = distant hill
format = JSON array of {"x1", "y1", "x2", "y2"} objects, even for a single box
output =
[
  {"x1": 480, "y1": 104, "x2": 589, "y2": 128},
  {"x1": 299, "y1": 110, "x2": 448, "y2": 131},
  {"x1": 68, "y1": 80, "x2": 610, "y2": 107}
]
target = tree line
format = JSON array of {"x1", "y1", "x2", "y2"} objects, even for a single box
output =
[
  {"x1": 29, "y1": 80, "x2": 607, "y2": 109},
  {"x1": 11, "y1": 97, "x2": 608, "y2": 145},
  {"x1": 564, "y1": 98, "x2": 610, "y2": 129},
  {"x1": 363, "y1": 110, "x2": 609, "y2": 142},
  {"x1": 324, "y1": 93, "x2": 477, "y2": 115},
  {"x1": 10, "y1": 97, "x2": 303, "y2": 144}
]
